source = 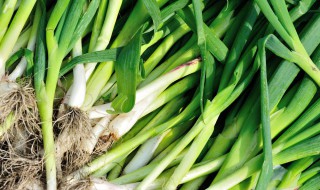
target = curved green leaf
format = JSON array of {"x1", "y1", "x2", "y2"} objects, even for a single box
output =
[
  {"x1": 112, "y1": 27, "x2": 144, "y2": 113},
  {"x1": 59, "y1": 48, "x2": 121, "y2": 77}
]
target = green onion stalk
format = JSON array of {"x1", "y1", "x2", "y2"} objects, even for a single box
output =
[
  {"x1": 66, "y1": 60, "x2": 203, "y2": 181},
  {"x1": 97, "y1": 1, "x2": 225, "y2": 98},
  {"x1": 207, "y1": 115, "x2": 320, "y2": 189},
  {"x1": 61, "y1": 0, "x2": 122, "y2": 105},
  {"x1": 81, "y1": 42, "x2": 199, "y2": 157},
  {"x1": 110, "y1": 137, "x2": 214, "y2": 185},
  {"x1": 10, "y1": 26, "x2": 32, "y2": 55},
  {"x1": 111, "y1": 154, "x2": 226, "y2": 189},
  {"x1": 82, "y1": 58, "x2": 201, "y2": 155},
  {"x1": 61, "y1": 177, "x2": 138, "y2": 190},
  {"x1": 54, "y1": 39, "x2": 93, "y2": 180},
  {"x1": 255, "y1": 0, "x2": 320, "y2": 86},
  {"x1": 80, "y1": 1, "x2": 223, "y2": 156},
  {"x1": 87, "y1": 0, "x2": 248, "y2": 186},
  {"x1": 107, "y1": 114, "x2": 195, "y2": 180},
  {"x1": 83, "y1": 0, "x2": 122, "y2": 80},
  {"x1": 0, "y1": 0, "x2": 17, "y2": 43},
  {"x1": 35, "y1": 0, "x2": 99, "y2": 189},
  {"x1": 299, "y1": 174, "x2": 320, "y2": 190},
  {"x1": 0, "y1": 1, "x2": 45, "y2": 189},
  {"x1": 84, "y1": 0, "x2": 236, "y2": 155},
  {"x1": 138, "y1": 0, "x2": 238, "y2": 88},
  {"x1": 113, "y1": 119, "x2": 320, "y2": 189},
  {"x1": 67, "y1": 2, "x2": 227, "y2": 165},
  {"x1": 105, "y1": 96, "x2": 196, "y2": 179},
  {"x1": 182, "y1": 2, "x2": 319, "y2": 188},
  {"x1": 144, "y1": 2, "x2": 260, "y2": 190},
  {"x1": 57, "y1": 0, "x2": 177, "y2": 159},
  {"x1": 115, "y1": 99, "x2": 189, "y2": 174},
  {"x1": 87, "y1": 4, "x2": 257, "y2": 189},
  {"x1": 82, "y1": 0, "x2": 170, "y2": 111},
  {"x1": 181, "y1": 11, "x2": 270, "y2": 190},
  {"x1": 277, "y1": 156, "x2": 319, "y2": 189},
  {"x1": 211, "y1": 9, "x2": 320, "y2": 187},
  {"x1": 0, "y1": 0, "x2": 37, "y2": 136},
  {"x1": 298, "y1": 159, "x2": 320, "y2": 187},
  {"x1": 208, "y1": 17, "x2": 320, "y2": 189},
  {"x1": 122, "y1": 100, "x2": 319, "y2": 189},
  {"x1": 52, "y1": 1, "x2": 123, "y2": 180},
  {"x1": 88, "y1": 74, "x2": 197, "y2": 158}
]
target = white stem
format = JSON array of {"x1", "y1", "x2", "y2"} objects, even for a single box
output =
[
  {"x1": 109, "y1": 92, "x2": 160, "y2": 139},
  {"x1": 123, "y1": 132, "x2": 168, "y2": 174},
  {"x1": 88, "y1": 102, "x2": 114, "y2": 119},
  {"x1": 84, "y1": 63, "x2": 97, "y2": 81},
  {"x1": 88, "y1": 178, "x2": 135, "y2": 190},
  {"x1": 82, "y1": 114, "x2": 115, "y2": 154},
  {"x1": 8, "y1": 57, "x2": 27, "y2": 81},
  {"x1": 114, "y1": 182, "x2": 160, "y2": 190},
  {"x1": 135, "y1": 59, "x2": 201, "y2": 103},
  {"x1": 67, "y1": 40, "x2": 86, "y2": 108},
  {"x1": 67, "y1": 65, "x2": 86, "y2": 107},
  {"x1": 89, "y1": 59, "x2": 201, "y2": 119},
  {"x1": 8, "y1": 14, "x2": 38, "y2": 81}
]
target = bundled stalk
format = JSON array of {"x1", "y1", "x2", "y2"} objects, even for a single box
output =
[
  {"x1": 0, "y1": 1, "x2": 44, "y2": 189},
  {"x1": 2, "y1": 0, "x2": 320, "y2": 189}
]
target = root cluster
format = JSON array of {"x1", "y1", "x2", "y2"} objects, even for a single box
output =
[
  {"x1": 58, "y1": 178, "x2": 91, "y2": 190},
  {"x1": 93, "y1": 131, "x2": 115, "y2": 156},
  {"x1": 0, "y1": 79, "x2": 44, "y2": 189},
  {"x1": 55, "y1": 106, "x2": 93, "y2": 177},
  {"x1": 0, "y1": 80, "x2": 40, "y2": 142},
  {"x1": 0, "y1": 143, "x2": 44, "y2": 190}
]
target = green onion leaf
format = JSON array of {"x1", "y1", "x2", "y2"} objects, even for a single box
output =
[
  {"x1": 274, "y1": 135, "x2": 320, "y2": 165},
  {"x1": 67, "y1": 0, "x2": 100, "y2": 53},
  {"x1": 59, "y1": 48, "x2": 121, "y2": 77},
  {"x1": 4, "y1": 47, "x2": 34, "y2": 76},
  {"x1": 192, "y1": 0, "x2": 207, "y2": 114},
  {"x1": 5, "y1": 48, "x2": 26, "y2": 69},
  {"x1": 160, "y1": 0, "x2": 189, "y2": 20},
  {"x1": 111, "y1": 26, "x2": 144, "y2": 113},
  {"x1": 34, "y1": 0, "x2": 47, "y2": 93},
  {"x1": 255, "y1": 37, "x2": 273, "y2": 189},
  {"x1": 142, "y1": 0, "x2": 162, "y2": 32},
  {"x1": 177, "y1": 7, "x2": 228, "y2": 62},
  {"x1": 24, "y1": 49, "x2": 34, "y2": 76}
]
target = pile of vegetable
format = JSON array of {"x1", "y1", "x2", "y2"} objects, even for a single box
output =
[{"x1": 0, "y1": 0, "x2": 319, "y2": 189}]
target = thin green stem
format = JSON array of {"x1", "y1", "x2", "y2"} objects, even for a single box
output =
[
  {"x1": 0, "y1": 0, "x2": 17, "y2": 43},
  {"x1": 164, "y1": 115, "x2": 219, "y2": 190},
  {"x1": 0, "y1": 0, "x2": 36, "y2": 77},
  {"x1": 38, "y1": 86, "x2": 57, "y2": 190}
]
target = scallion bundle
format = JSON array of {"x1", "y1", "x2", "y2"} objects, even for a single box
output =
[{"x1": 1, "y1": 0, "x2": 320, "y2": 189}]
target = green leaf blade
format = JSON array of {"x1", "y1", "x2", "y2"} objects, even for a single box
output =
[
  {"x1": 112, "y1": 27, "x2": 144, "y2": 113},
  {"x1": 142, "y1": 0, "x2": 162, "y2": 32}
]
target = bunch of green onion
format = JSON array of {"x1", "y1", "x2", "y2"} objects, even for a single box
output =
[{"x1": 0, "y1": 0, "x2": 320, "y2": 189}]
